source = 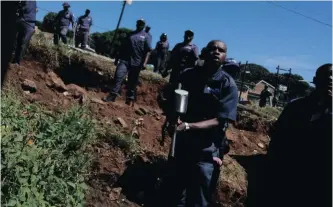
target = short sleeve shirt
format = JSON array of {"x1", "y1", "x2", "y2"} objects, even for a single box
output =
[
  {"x1": 77, "y1": 15, "x2": 92, "y2": 30},
  {"x1": 120, "y1": 30, "x2": 152, "y2": 67},
  {"x1": 171, "y1": 42, "x2": 199, "y2": 68},
  {"x1": 176, "y1": 65, "x2": 238, "y2": 157},
  {"x1": 56, "y1": 10, "x2": 75, "y2": 27}
]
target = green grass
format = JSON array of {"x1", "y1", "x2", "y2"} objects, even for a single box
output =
[{"x1": 1, "y1": 90, "x2": 96, "y2": 207}]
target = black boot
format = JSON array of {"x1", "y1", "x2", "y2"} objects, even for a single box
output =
[{"x1": 102, "y1": 94, "x2": 116, "y2": 102}]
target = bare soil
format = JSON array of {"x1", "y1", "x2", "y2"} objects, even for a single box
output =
[{"x1": 3, "y1": 59, "x2": 271, "y2": 207}]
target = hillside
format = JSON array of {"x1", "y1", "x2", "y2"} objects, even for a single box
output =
[{"x1": 1, "y1": 31, "x2": 277, "y2": 207}]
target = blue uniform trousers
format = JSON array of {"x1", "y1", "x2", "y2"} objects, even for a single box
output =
[
  {"x1": 110, "y1": 60, "x2": 142, "y2": 100},
  {"x1": 161, "y1": 157, "x2": 220, "y2": 207},
  {"x1": 54, "y1": 26, "x2": 68, "y2": 45},
  {"x1": 13, "y1": 20, "x2": 35, "y2": 64}
]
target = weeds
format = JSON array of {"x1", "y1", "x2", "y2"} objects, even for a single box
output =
[{"x1": 1, "y1": 90, "x2": 96, "y2": 207}]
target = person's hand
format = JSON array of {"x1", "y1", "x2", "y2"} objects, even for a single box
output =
[
  {"x1": 213, "y1": 157, "x2": 223, "y2": 166},
  {"x1": 176, "y1": 119, "x2": 185, "y2": 132},
  {"x1": 176, "y1": 123, "x2": 186, "y2": 132}
]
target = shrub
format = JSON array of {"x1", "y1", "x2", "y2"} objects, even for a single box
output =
[{"x1": 1, "y1": 90, "x2": 96, "y2": 206}]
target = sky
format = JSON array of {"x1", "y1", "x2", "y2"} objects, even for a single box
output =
[{"x1": 36, "y1": 1, "x2": 332, "y2": 81}]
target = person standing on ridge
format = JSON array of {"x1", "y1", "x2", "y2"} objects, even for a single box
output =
[
  {"x1": 75, "y1": 9, "x2": 93, "y2": 49},
  {"x1": 103, "y1": 19, "x2": 152, "y2": 106},
  {"x1": 154, "y1": 33, "x2": 169, "y2": 74},
  {"x1": 162, "y1": 30, "x2": 199, "y2": 87},
  {"x1": 145, "y1": 25, "x2": 152, "y2": 44},
  {"x1": 53, "y1": 2, "x2": 75, "y2": 45},
  {"x1": 12, "y1": 0, "x2": 37, "y2": 65}
]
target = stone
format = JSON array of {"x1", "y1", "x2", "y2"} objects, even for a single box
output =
[
  {"x1": 116, "y1": 117, "x2": 128, "y2": 128},
  {"x1": 131, "y1": 127, "x2": 140, "y2": 138},
  {"x1": 21, "y1": 79, "x2": 37, "y2": 92},
  {"x1": 139, "y1": 107, "x2": 148, "y2": 115},
  {"x1": 48, "y1": 71, "x2": 67, "y2": 91},
  {"x1": 135, "y1": 109, "x2": 144, "y2": 116},
  {"x1": 109, "y1": 187, "x2": 122, "y2": 201},
  {"x1": 66, "y1": 84, "x2": 87, "y2": 98},
  {"x1": 90, "y1": 97, "x2": 106, "y2": 105},
  {"x1": 63, "y1": 91, "x2": 69, "y2": 96},
  {"x1": 79, "y1": 94, "x2": 88, "y2": 104},
  {"x1": 257, "y1": 143, "x2": 265, "y2": 149},
  {"x1": 63, "y1": 99, "x2": 70, "y2": 106},
  {"x1": 23, "y1": 90, "x2": 31, "y2": 95}
]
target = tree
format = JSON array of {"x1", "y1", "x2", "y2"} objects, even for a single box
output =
[
  {"x1": 41, "y1": 12, "x2": 57, "y2": 33},
  {"x1": 90, "y1": 28, "x2": 132, "y2": 58}
]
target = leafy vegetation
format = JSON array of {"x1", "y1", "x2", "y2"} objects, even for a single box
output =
[{"x1": 1, "y1": 90, "x2": 96, "y2": 207}]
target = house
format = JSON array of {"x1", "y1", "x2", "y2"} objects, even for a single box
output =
[{"x1": 238, "y1": 80, "x2": 275, "y2": 106}]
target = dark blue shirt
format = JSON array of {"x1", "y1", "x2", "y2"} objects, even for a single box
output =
[
  {"x1": 155, "y1": 40, "x2": 169, "y2": 55},
  {"x1": 170, "y1": 42, "x2": 199, "y2": 69},
  {"x1": 266, "y1": 94, "x2": 332, "y2": 207},
  {"x1": 77, "y1": 15, "x2": 92, "y2": 30},
  {"x1": 119, "y1": 30, "x2": 152, "y2": 67},
  {"x1": 55, "y1": 10, "x2": 75, "y2": 27},
  {"x1": 18, "y1": 0, "x2": 36, "y2": 24},
  {"x1": 176, "y1": 65, "x2": 238, "y2": 159}
]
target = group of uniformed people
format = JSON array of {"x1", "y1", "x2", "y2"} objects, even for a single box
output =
[
  {"x1": 3, "y1": 1, "x2": 332, "y2": 207},
  {"x1": 11, "y1": 1, "x2": 93, "y2": 66},
  {"x1": 53, "y1": 2, "x2": 93, "y2": 49}
]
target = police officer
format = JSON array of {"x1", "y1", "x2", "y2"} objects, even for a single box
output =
[
  {"x1": 103, "y1": 19, "x2": 152, "y2": 105},
  {"x1": 75, "y1": 9, "x2": 93, "y2": 49},
  {"x1": 145, "y1": 25, "x2": 152, "y2": 44},
  {"x1": 154, "y1": 33, "x2": 169, "y2": 74},
  {"x1": 54, "y1": 2, "x2": 75, "y2": 45},
  {"x1": 12, "y1": 0, "x2": 37, "y2": 65},
  {"x1": 223, "y1": 58, "x2": 241, "y2": 78},
  {"x1": 162, "y1": 30, "x2": 199, "y2": 87},
  {"x1": 259, "y1": 85, "x2": 272, "y2": 107},
  {"x1": 161, "y1": 40, "x2": 238, "y2": 207},
  {"x1": 264, "y1": 64, "x2": 332, "y2": 207}
]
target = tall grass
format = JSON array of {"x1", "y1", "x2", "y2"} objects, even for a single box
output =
[{"x1": 1, "y1": 90, "x2": 96, "y2": 207}]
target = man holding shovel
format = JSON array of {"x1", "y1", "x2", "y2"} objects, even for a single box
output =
[{"x1": 161, "y1": 40, "x2": 238, "y2": 207}]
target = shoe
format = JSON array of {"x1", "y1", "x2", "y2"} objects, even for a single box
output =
[
  {"x1": 125, "y1": 98, "x2": 135, "y2": 107},
  {"x1": 102, "y1": 95, "x2": 116, "y2": 102}
]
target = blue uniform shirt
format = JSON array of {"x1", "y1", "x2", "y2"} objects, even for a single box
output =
[
  {"x1": 176, "y1": 65, "x2": 238, "y2": 159},
  {"x1": 55, "y1": 10, "x2": 75, "y2": 27},
  {"x1": 77, "y1": 15, "x2": 92, "y2": 30},
  {"x1": 171, "y1": 42, "x2": 199, "y2": 68},
  {"x1": 18, "y1": 0, "x2": 36, "y2": 24},
  {"x1": 155, "y1": 40, "x2": 169, "y2": 54},
  {"x1": 119, "y1": 30, "x2": 152, "y2": 67}
]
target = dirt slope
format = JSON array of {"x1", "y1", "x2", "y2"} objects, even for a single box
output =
[{"x1": 4, "y1": 50, "x2": 270, "y2": 207}]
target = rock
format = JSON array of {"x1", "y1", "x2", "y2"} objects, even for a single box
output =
[
  {"x1": 116, "y1": 117, "x2": 128, "y2": 128},
  {"x1": 66, "y1": 84, "x2": 87, "y2": 98},
  {"x1": 21, "y1": 79, "x2": 37, "y2": 92},
  {"x1": 253, "y1": 150, "x2": 258, "y2": 154},
  {"x1": 79, "y1": 94, "x2": 88, "y2": 104},
  {"x1": 257, "y1": 143, "x2": 265, "y2": 149},
  {"x1": 63, "y1": 91, "x2": 69, "y2": 96},
  {"x1": 48, "y1": 71, "x2": 67, "y2": 91},
  {"x1": 109, "y1": 187, "x2": 122, "y2": 201},
  {"x1": 131, "y1": 127, "x2": 140, "y2": 138},
  {"x1": 102, "y1": 143, "x2": 111, "y2": 150},
  {"x1": 155, "y1": 115, "x2": 161, "y2": 120},
  {"x1": 135, "y1": 118, "x2": 144, "y2": 127},
  {"x1": 90, "y1": 97, "x2": 106, "y2": 105},
  {"x1": 105, "y1": 186, "x2": 111, "y2": 192},
  {"x1": 135, "y1": 109, "x2": 144, "y2": 116},
  {"x1": 139, "y1": 107, "x2": 148, "y2": 115},
  {"x1": 23, "y1": 90, "x2": 31, "y2": 95}
]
